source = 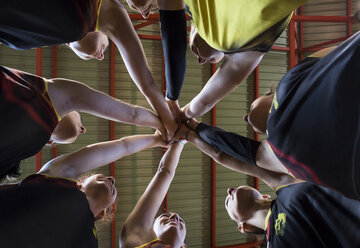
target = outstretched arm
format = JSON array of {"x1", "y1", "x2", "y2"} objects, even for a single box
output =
[
  {"x1": 47, "y1": 78, "x2": 164, "y2": 131},
  {"x1": 158, "y1": 0, "x2": 187, "y2": 123},
  {"x1": 39, "y1": 133, "x2": 166, "y2": 179},
  {"x1": 183, "y1": 51, "x2": 264, "y2": 119},
  {"x1": 178, "y1": 126, "x2": 299, "y2": 190},
  {"x1": 120, "y1": 140, "x2": 186, "y2": 246},
  {"x1": 98, "y1": 0, "x2": 178, "y2": 140}
]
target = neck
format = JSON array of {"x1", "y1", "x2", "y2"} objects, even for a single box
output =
[{"x1": 250, "y1": 200, "x2": 272, "y2": 231}]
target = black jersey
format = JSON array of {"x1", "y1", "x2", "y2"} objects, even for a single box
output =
[
  {"x1": 0, "y1": 0, "x2": 100, "y2": 49},
  {"x1": 0, "y1": 66, "x2": 59, "y2": 175},
  {"x1": 266, "y1": 182, "x2": 360, "y2": 248},
  {"x1": 0, "y1": 174, "x2": 98, "y2": 248},
  {"x1": 267, "y1": 31, "x2": 360, "y2": 200}
]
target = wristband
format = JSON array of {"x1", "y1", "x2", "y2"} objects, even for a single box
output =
[{"x1": 176, "y1": 139, "x2": 185, "y2": 145}]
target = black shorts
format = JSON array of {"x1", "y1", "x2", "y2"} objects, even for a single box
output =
[{"x1": 0, "y1": 0, "x2": 101, "y2": 49}]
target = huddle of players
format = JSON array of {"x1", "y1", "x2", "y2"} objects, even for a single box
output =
[{"x1": 1, "y1": 0, "x2": 360, "y2": 247}]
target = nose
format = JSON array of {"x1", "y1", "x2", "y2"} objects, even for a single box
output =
[
  {"x1": 96, "y1": 52, "x2": 104, "y2": 61},
  {"x1": 227, "y1": 187, "x2": 235, "y2": 195},
  {"x1": 197, "y1": 56, "x2": 206, "y2": 64},
  {"x1": 169, "y1": 213, "x2": 179, "y2": 221},
  {"x1": 106, "y1": 176, "x2": 115, "y2": 184},
  {"x1": 243, "y1": 114, "x2": 249, "y2": 123},
  {"x1": 80, "y1": 126, "x2": 86, "y2": 134}
]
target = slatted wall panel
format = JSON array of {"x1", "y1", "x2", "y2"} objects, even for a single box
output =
[
  {"x1": 352, "y1": 0, "x2": 360, "y2": 33},
  {"x1": 302, "y1": 0, "x2": 348, "y2": 57},
  {"x1": 55, "y1": 45, "x2": 113, "y2": 247},
  {"x1": 112, "y1": 34, "x2": 165, "y2": 248}
]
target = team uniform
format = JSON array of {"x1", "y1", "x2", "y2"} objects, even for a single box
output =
[
  {"x1": 162, "y1": 0, "x2": 306, "y2": 100},
  {"x1": 0, "y1": 0, "x2": 101, "y2": 49},
  {"x1": 266, "y1": 182, "x2": 360, "y2": 248},
  {"x1": 267, "y1": 31, "x2": 360, "y2": 200},
  {"x1": 135, "y1": 239, "x2": 171, "y2": 248},
  {"x1": 0, "y1": 174, "x2": 98, "y2": 248},
  {"x1": 196, "y1": 122, "x2": 260, "y2": 166},
  {"x1": 184, "y1": 0, "x2": 305, "y2": 53},
  {"x1": 197, "y1": 31, "x2": 360, "y2": 200},
  {"x1": 0, "y1": 66, "x2": 60, "y2": 175}
]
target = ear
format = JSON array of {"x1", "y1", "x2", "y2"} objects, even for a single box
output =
[
  {"x1": 262, "y1": 194, "x2": 271, "y2": 199},
  {"x1": 95, "y1": 210, "x2": 105, "y2": 220}
]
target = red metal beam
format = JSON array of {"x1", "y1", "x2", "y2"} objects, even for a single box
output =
[
  {"x1": 110, "y1": 41, "x2": 116, "y2": 248},
  {"x1": 302, "y1": 36, "x2": 348, "y2": 52},
  {"x1": 288, "y1": 19, "x2": 296, "y2": 69},
  {"x1": 36, "y1": 48, "x2": 42, "y2": 172},
  {"x1": 216, "y1": 240, "x2": 263, "y2": 248},
  {"x1": 292, "y1": 15, "x2": 354, "y2": 23},
  {"x1": 138, "y1": 34, "x2": 162, "y2": 40},
  {"x1": 271, "y1": 46, "x2": 289, "y2": 51}
]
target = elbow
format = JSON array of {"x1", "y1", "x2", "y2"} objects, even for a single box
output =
[
  {"x1": 211, "y1": 149, "x2": 224, "y2": 164},
  {"x1": 157, "y1": 162, "x2": 175, "y2": 178},
  {"x1": 126, "y1": 107, "x2": 141, "y2": 124}
]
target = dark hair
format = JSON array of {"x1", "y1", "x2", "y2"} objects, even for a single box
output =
[{"x1": 0, "y1": 161, "x2": 22, "y2": 183}]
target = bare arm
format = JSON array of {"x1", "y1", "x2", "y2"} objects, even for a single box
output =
[
  {"x1": 98, "y1": 0, "x2": 178, "y2": 140},
  {"x1": 47, "y1": 78, "x2": 164, "y2": 131},
  {"x1": 120, "y1": 141, "x2": 185, "y2": 247},
  {"x1": 183, "y1": 51, "x2": 264, "y2": 119},
  {"x1": 39, "y1": 133, "x2": 165, "y2": 179},
  {"x1": 182, "y1": 127, "x2": 300, "y2": 190}
]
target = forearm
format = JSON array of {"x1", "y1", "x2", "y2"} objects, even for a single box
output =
[
  {"x1": 184, "y1": 52, "x2": 263, "y2": 118},
  {"x1": 40, "y1": 134, "x2": 164, "y2": 178},
  {"x1": 100, "y1": 2, "x2": 177, "y2": 136},
  {"x1": 48, "y1": 78, "x2": 163, "y2": 129},
  {"x1": 160, "y1": 9, "x2": 187, "y2": 100},
  {"x1": 125, "y1": 141, "x2": 185, "y2": 228}
]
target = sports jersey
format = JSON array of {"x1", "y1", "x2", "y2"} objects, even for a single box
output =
[
  {"x1": 0, "y1": 174, "x2": 98, "y2": 248},
  {"x1": 196, "y1": 122, "x2": 260, "y2": 166},
  {"x1": 0, "y1": 0, "x2": 101, "y2": 49},
  {"x1": 266, "y1": 182, "x2": 360, "y2": 248},
  {"x1": 184, "y1": 0, "x2": 306, "y2": 52},
  {"x1": 136, "y1": 238, "x2": 171, "y2": 248},
  {"x1": 267, "y1": 31, "x2": 360, "y2": 200},
  {"x1": 0, "y1": 66, "x2": 60, "y2": 176}
]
